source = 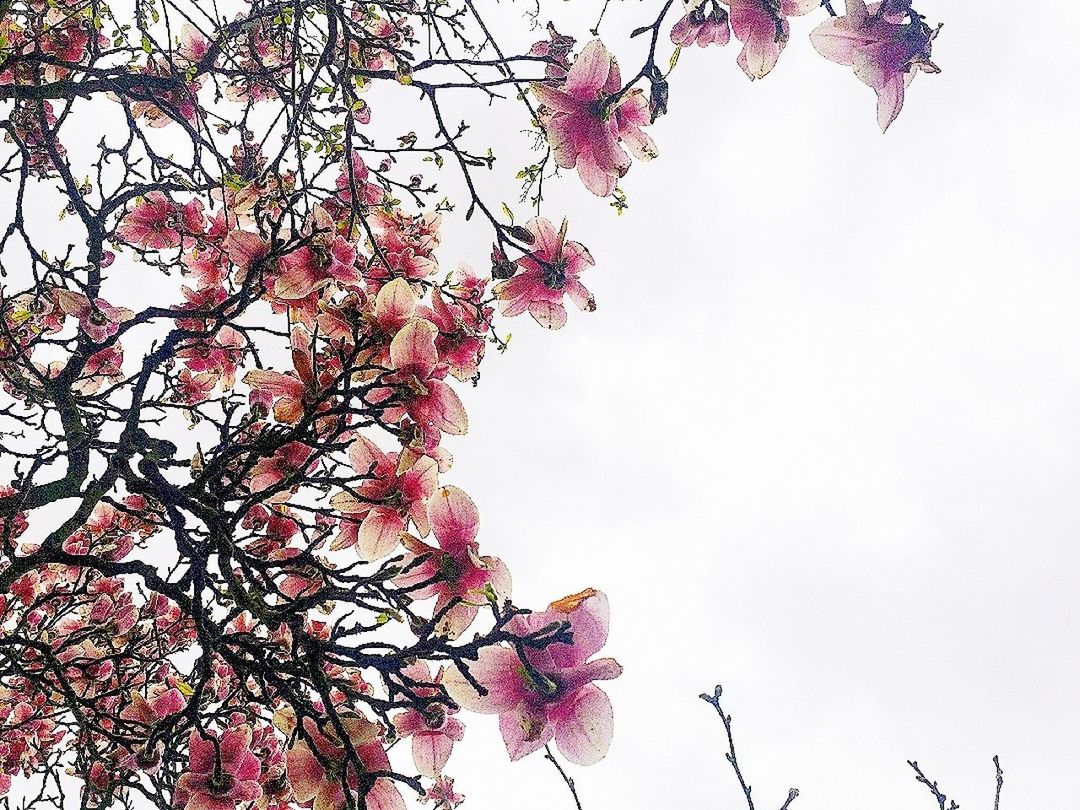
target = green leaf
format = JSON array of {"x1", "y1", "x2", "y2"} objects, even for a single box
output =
[{"x1": 669, "y1": 46, "x2": 682, "y2": 73}]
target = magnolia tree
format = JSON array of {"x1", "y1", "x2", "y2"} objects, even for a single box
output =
[{"x1": 0, "y1": 0, "x2": 942, "y2": 808}]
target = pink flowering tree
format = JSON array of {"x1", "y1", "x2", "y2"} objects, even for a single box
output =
[{"x1": 0, "y1": 1, "x2": 943, "y2": 809}]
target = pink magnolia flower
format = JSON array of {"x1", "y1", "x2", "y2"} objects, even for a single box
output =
[
  {"x1": 531, "y1": 39, "x2": 657, "y2": 197},
  {"x1": 40, "y1": 18, "x2": 89, "y2": 63},
  {"x1": 671, "y1": 4, "x2": 731, "y2": 47},
  {"x1": 529, "y1": 22, "x2": 576, "y2": 79},
  {"x1": 275, "y1": 233, "x2": 359, "y2": 301},
  {"x1": 243, "y1": 329, "x2": 339, "y2": 425},
  {"x1": 377, "y1": 319, "x2": 468, "y2": 442},
  {"x1": 52, "y1": 290, "x2": 134, "y2": 344},
  {"x1": 494, "y1": 217, "x2": 595, "y2": 330},
  {"x1": 417, "y1": 286, "x2": 486, "y2": 382},
  {"x1": 350, "y1": 277, "x2": 418, "y2": 370},
  {"x1": 420, "y1": 776, "x2": 464, "y2": 808},
  {"x1": 247, "y1": 441, "x2": 315, "y2": 494},
  {"x1": 393, "y1": 486, "x2": 510, "y2": 639},
  {"x1": 176, "y1": 368, "x2": 217, "y2": 405},
  {"x1": 811, "y1": 0, "x2": 940, "y2": 131},
  {"x1": 367, "y1": 210, "x2": 441, "y2": 285},
  {"x1": 723, "y1": 0, "x2": 819, "y2": 79},
  {"x1": 330, "y1": 435, "x2": 439, "y2": 560},
  {"x1": 117, "y1": 192, "x2": 205, "y2": 250},
  {"x1": 391, "y1": 662, "x2": 465, "y2": 777},
  {"x1": 224, "y1": 230, "x2": 271, "y2": 278},
  {"x1": 71, "y1": 345, "x2": 124, "y2": 394},
  {"x1": 173, "y1": 726, "x2": 262, "y2": 810},
  {"x1": 281, "y1": 713, "x2": 404, "y2": 810},
  {"x1": 174, "y1": 284, "x2": 227, "y2": 332},
  {"x1": 335, "y1": 151, "x2": 384, "y2": 207},
  {"x1": 119, "y1": 685, "x2": 187, "y2": 771},
  {"x1": 178, "y1": 325, "x2": 246, "y2": 390},
  {"x1": 444, "y1": 589, "x2": 622, "y2": 765},
  {"x1": 119, "y1": 685, "x2": 186, "y2": 727},
  {"x1": 178, "y1": 23, "x2": 211, "y2": 64},
  {"x1": 272, "y1": 208, "x2": 361, "y2": 301}
]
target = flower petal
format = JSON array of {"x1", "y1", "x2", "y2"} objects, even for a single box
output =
[
  {"x1": 553, "y1": 684, "x2": 614, "y2": 766},
  {"x1": 500, "y1": 703, "x2": 553, "y2": 761},
  {"x1": 358, "y1": 508, "x2": 405, "y2": 560},
  {"x1": 564, "y1": 40, "x2": 612, "y2": 97},
  {"x1": 429, "y1": 486, "x2": 479, "y2": 550},
  {"x1": 413, "y1": 732, "x2": 453, "y2": 777},
  {"x1": 443, "y1": 646, "x2": 525, "y2": 714},
  {"x1": 389, "y1": 318, "x2": 439, "y2": 375}
]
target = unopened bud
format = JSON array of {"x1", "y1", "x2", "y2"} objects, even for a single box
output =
[{"x1": 509, "y1": 225, "x2": 535, "y2": 244}]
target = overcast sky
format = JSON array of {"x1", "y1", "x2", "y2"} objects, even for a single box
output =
[
  {"x1": 439, "y1": 2, "x2": 1080, "y2": 808},
  {"x1": 9, "y1": 1, "x2": 1077, "y2": 808}
]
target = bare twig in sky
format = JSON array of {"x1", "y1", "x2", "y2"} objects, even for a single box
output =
[
  {"x1": 699, "y1": 684, "x2": 799, "y2": 810},
  {"x1": 545, "y1": 745, "x2": 584, "y2": 810}
]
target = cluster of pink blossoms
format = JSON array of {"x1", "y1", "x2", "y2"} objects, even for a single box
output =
[
  {"x1": 532, "y1": 39, "x2": 658, "y2": 197},
  {"x1": 0, "y1": 32, "x2": 615, "y2": 795},
  {"x1": 667, "y1": 0, "x2": 940, "y2": 130},
  {"x1": 811, "y1": 0, "x2": 941, "y2": 131},
  {"x1": 0, "y1": 2, "x2": 943, "y2": 806},
  {"x1": 445, "y1": 590, "x2": 621, "y2": 765}
]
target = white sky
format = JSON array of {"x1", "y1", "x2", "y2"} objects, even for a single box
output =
[
  {"x1": 440, "y1": 2, "x2": 1080, "y2": 808},
  {"x1": 6, "y1": 1, "x2": 1078, "y2": 808}
]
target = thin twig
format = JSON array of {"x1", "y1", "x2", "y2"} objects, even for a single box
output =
[
  {"x1": 700, "y1": 685, "x2": 799, "y2": 810},
  {"x1": 544, "y1": 745, "x2": 584, "y2": 810},
  {"x1": 907, "y1": 760, "x2": 959, "y2": 810},
  {"x1": 993, "y1": 756, "x2": 1004, "y2": 810}
]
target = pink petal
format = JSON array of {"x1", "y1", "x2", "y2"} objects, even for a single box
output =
[
  {"x1": 810, "y1": 18, "x2": 865, "y2": 65},
  {"x1": 224, "y1": 231, "x2": 269, "y2": 270},
  {"x1": 563, "y1": 279, "x2": 595, "y2": 313},
  {"x1": 274, "y1": 259, "x2": 320, "y2": 300},
  {"x1": 151, "y1": 687, "x2": 186, "y2": 717},
  {"x1": 443, "y1": 647, "x2": 526, "y2": 714},
  {"x1": 393, "y1": 710, "x2": 426, "y2": 738},
  {"x1": 424, "y1": 380, "x2": 468, "y2": 435},
  {"x1": 781, "y1": 0, "x2": 822, "y2": 14},
  {"x1": 390, "y1": 319, "x2": 439, "y2": 375},
  {"x1": 576, "y1": 148, "x2": 619, "y2": 198},
  {"x1": 434, "y1": 599, "x2": 480, "y2": 640},
  {"x1": 374, "y1": 277, "x2": 417, "y2": 330},
  {"x1": 365, "y1": 780, "x2": 406, "y2": 810},
  {"x1": 876, "y1": 74, "x2": 906, "y2": 132},
  {"x1": 500, "y1": 703, "x2": 553, "y2": 761},
  {"x1": 528, "y1": 299, "x2": 568, "y2": 330},
  {"x1": 562, "y1": 657, "x2": 624, "y2": 693},
  {"x1": 527, "y1": 216, "x2": 562, "y2": 260},
  {"x1": 531, "y1": 83, "x2": 580, "y2": 114},
  {"x1": 220, "y1": 727, "x2": 256, "y2": 778},
  {"x1": 429, "y1": 486, "x2": 479, "y2": 550},
  {"x1": 412, "y1": 732, "x2": 453, "y2": 777},
  {"x1": 553, "y1": 684, "x2": 614, "y2": 766},
  {"x1": 358, "y1": 508, "x2": 405, "y2": 560},
  {"x1": 348, "y1": 434, "x2": 386, "y2": 474},
  {"x1": 243, "y1": 369, "x2": 304, "y2": 399},
  {"x1": 494, "y1": 274, "x2": 537, "y2": 317},
  {"x1": 553, "y1": 590, "x2": 609, "y2": 668},
  {"x1": 564, "y1": 40, "x2": 611, "y2": 97},
  {"x1": 284, "y1": 745, "x2": 323, "y2": 804},
  {"x1": 482, "y1": 555, "x2": 512, "y2": 600},
  {"x1": 186, "y1": 731, "x2": 216, "y2": 772}
]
